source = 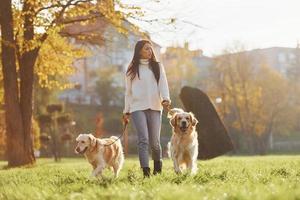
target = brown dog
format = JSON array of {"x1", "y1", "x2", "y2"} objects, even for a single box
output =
[
  {"x1": 168, "y1": 108, "x2": 199, "y2": 174},
  {"x1": 75, "y1": 134, "x2": 124, "y2": 178}
]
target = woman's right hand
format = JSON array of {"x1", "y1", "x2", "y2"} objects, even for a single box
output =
[
  {"x1": 161, "y1": 100, "x2": 171, "y2": 111},
  {"x1": 122, "y1": 113, "x2": 130, "y2": 124}
]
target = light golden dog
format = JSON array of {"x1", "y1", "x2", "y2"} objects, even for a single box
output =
[
  {"x1": 168, "y1": 108, "x2": 199, "y2": 174},
  {"x1": 75, "y1": 134, "x2": 124, "y2": 178}
]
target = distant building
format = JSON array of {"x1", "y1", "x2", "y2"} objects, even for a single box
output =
[
  {"x1": 162, "y1": 42, "x2": 213, "y2": 70},
  {"x1": 229, "y1": 47, "x2": 299, "y2": 75},
  {"x1": 161, "y1": 42, "x2": 213, "y2": 89}
]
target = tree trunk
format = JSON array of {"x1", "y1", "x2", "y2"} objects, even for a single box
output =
[
  {"x1": 19, "y1": 0, "x2": 39, "y2": 165},
  {"x1": 19, "y1": 50, "x2": 38, "y2": 165},
  {"x1": 251, "y1": 134, "x2": 267, "y2": 155},
  {"x1": 0, "y1": 0, "x2": 35, "y2": 166}
]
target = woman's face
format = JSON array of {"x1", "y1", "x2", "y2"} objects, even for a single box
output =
[{"x1": 140, "y1": 43, "x2": 153, "y2": 59}]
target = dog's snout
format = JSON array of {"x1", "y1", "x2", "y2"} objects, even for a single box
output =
[
  {"x1": 181, "y1": 121, "x2": 187, "y2": 127},
  {"x1": 75, "y1": 147, "x2": 80, "y2": 153}
]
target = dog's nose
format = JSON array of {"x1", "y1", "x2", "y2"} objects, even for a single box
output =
[{"x1": 181, "y1": 121, "x2": 187, "y2": 127}]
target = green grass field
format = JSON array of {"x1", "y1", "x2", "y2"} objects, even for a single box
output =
[{"x1": 0, "y1": 156, "x2": 300, "y2": 200}]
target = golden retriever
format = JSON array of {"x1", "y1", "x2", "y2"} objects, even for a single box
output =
[
  {"x1": 168, "y1": 108, "x2": 199, "y2": 174},
  {"x1": 75, "y1": 134, "x2": 124, "y2": 178}
]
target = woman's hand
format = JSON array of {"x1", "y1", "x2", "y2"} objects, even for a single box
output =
[
  {"x1": 122, "y1": 113, "x2": 130, "y2": 124},
  {"x1": 161, "y1": 100, "x2": 171, "y2": 111}
]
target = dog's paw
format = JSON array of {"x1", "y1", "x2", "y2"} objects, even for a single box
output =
[
  {"x1": 114, "y1": 173, "x2": 119, "y2": 179},
  {"x1": 175, "y1": 168, "x2": 182, "y2": 174},
  {"x1": 90, "y1": 171, "x2": 100, "y2": 178},
  {"x1": 190, "y1": 169, "x2": 198, "y2": 175}
]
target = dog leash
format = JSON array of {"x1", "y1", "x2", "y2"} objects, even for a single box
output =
[
  {"x1": 165, "y1": 105, "x2": 171, "y2": 112},
  {"x1": 103, "y1": 120, "x2": 128, "y2": 147},
  {"x1": 103, "y1": 103, "x2": 170, "y2": 147}
]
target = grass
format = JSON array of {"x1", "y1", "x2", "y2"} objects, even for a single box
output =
[{"x1": 0, "y1": 156, "x2": 300, "y2": 200}]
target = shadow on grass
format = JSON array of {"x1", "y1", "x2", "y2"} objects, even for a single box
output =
[
  {"x1": 0, "y1": 158, "x2": 59, "y2": 170},
  {"x1": 0, "y1": 162, "x2": 37, "y2": 170}
]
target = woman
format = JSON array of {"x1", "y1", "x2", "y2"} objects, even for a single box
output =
[{"x1": 123, "y1": 39, "x2": 171, "y2": 177}]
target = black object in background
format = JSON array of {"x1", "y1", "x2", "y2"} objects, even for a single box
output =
[{"x1": 180, "y1": 86, "x2": 234, "y2": 159}]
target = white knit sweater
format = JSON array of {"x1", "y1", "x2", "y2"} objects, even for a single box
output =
[{"x1": 123, "y1": 59, "x2": 171, "y2": 114}]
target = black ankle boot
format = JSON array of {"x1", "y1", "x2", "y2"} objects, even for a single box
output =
[
  {"x1": 142, "y1": 167, "x2": 150, "y2": 178},
  {"x1": 153, "y1": 160, "x2": 162, "y2": 175}
]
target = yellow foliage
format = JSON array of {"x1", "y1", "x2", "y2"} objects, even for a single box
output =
[
  {"x1": 0, "y1": 0, "x2": 144, "y2": 99},
  {"x1": 32, "y1": 118, "x2": 41, "y2": 150},
  {"x1": 209, "y1": 50, "x2": 290, "y2": 137},
  {"x1": 35, "y1": 30, "x2": 88, "y2": 90}
]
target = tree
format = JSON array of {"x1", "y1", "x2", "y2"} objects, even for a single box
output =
[
  {"x1": 252, "y1": 64, "x2": 290, "y2": 153},
  {"x1": 34, "y1": 30, "x2": 87, "y2": 116},
  {"x1": 207, "y1": 47, "x2": 290, "y2": 154},
  {"x1": 95, "y1": 67, "x2": 122, "y2": 108},
  {"x1": 0, "y1": 0, "x2": 142, "y2": 167},
  {"x1": 286, "y1": 44, "x2": 300, "y2": 133}
]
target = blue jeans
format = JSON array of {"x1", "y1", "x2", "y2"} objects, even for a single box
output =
[{"x1": 131, "y1": 109, "x2": 162, "y2": 168}]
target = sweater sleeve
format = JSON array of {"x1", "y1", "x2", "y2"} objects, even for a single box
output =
[
  {"x1": 158, "y1": 63, "x2": 171, "y2": 103},
  {"x1": 123, "y1": 74, "x2": 132, "y2": 114}
]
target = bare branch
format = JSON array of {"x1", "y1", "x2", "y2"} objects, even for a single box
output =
[
  {"x1": 35, "y1": 0, "x2": 91, "y2": 16},
  {"x1": 128, "y1": 15, "x2": 205, "y2": 30},
  {"x1": 38, "y1": 0, "x2": 89, "y2": 43},
  {"x1": 179, "y1": 19, "x2": 205, "y2": 29},
  {"x1": 60, "y1": 14, "x2": 100, "y2": 25},
  {"x1": 35, "y1": 3, "x2": 63, "y2": 16}
]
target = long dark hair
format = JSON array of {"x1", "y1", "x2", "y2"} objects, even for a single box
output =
[{"x1": 126, "y1": 40, "x2": 160, "y2": 83}]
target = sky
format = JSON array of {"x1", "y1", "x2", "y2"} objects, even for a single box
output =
[{"x1": 121, "y1": 0, "x2": 300, "y2": 56}]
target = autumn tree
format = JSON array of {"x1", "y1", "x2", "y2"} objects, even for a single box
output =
[
  {"x1": 253, "y1": 64, "x2": 290, "y2": 153},
  {"x1": 34, "y1": 30, "x2": 87, "y2": 115},
  {"x1": 95, "y1": 67, "x2": 122, "y2": 108},
  {"x1": 0, "y1": 0, "x2": 143, "y2": 167},
  {"x1": 207, "y1": 47, "x2": 290, "y2": 154},
  {"x1": 286, "y1": 44, "x2": 300, "y2": 133}
]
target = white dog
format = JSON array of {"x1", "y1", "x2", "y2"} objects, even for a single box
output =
[
  {"x1": 75, "y1": 134, "x2": 124, "y2": 178},
  {"x1": 168, "y1": 108, "x2": 199, "y2": 174}
]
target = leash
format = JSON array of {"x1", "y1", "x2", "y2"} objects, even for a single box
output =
[
  {"x1": 103, "y1": 120, "x2": 128, "y2": 147},
  {"x1": 165, "y1": 104, "x2": 171, "y2": 112},
  {"x1": 164, "y1": 102, "x2": 172, "y2": 117},
  {"x1": 103, "y1": 103, "x2": 170, "y2": 147}
]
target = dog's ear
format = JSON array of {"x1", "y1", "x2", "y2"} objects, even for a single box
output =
[
  {"x1": 88, "y1": 134, "x2": 96, "y2": 147},
  {"x1": 75, "y1": 134, "x2": 82, "y2": 142},
  {"x1": 189, "y1": 112, "x2": 198, "y2": 126},
  {"x1": 170, "y1": 115, "x2": 177, "y2": 127},
  {"x1": 167, "y1": 108, "x2": 184, "y2": 119}
]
